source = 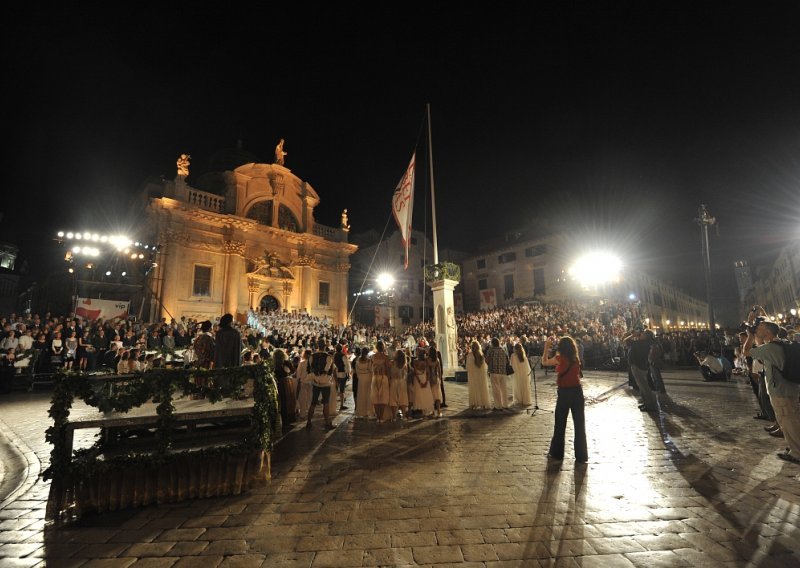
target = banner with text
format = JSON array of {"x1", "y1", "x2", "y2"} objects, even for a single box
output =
[{"x1": 76, "y1": 298, "x2": 130, "y2": 321}]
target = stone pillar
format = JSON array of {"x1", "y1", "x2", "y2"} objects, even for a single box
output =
[
  {"x1": 160, "y1": 230, "x2": 189, "y2": 320},
  {"x1": 429, "y1": 278, "x2": 459, "y2": 376},
  {"x1": 222, "y1": 241, "x2": 244, "y2": 316}
]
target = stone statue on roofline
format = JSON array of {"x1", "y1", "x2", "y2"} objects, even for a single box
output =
[
  {"x1": 176, "y1": 154, "x2": 191, "y2": 177},
  {"x1": 274, "y1": 138, "x2": 287, "y2": 166}
]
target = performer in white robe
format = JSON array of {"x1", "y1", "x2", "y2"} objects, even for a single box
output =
[
  {"x1": 510, "y1": 343, "x2": 532, "y2": 406},
  {"x1": 466, "y1": 340, "x2": 491, "y2": 410},
  {"x1": 354, "y1": 348, "x2": 374, "y2": 418},
  {"x1": 412, "y1": 349, "x2": 434, "y2": 417}
]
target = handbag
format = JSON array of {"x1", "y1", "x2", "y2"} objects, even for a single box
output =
[{"x1": 506, "y1": 361, "x2": 514, "y2": 375}]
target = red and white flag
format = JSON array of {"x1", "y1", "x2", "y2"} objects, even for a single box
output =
[{"x1": 391, "y1": 152, "x2": 416, "y2": 269}]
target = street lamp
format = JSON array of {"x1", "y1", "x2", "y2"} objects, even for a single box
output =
[
  {"x1": 694, "y1": 204, "x2": 717, "y2": 332},
  {"x1": 375, "y1": 272, "x2": 396, "y2": 329},
  {"x1": 377, "y1": 272, "x2": 395, "y2": 291}
]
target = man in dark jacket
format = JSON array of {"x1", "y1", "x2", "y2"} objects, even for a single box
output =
[{"x1": 214, "y1": 313, "x2": 241, "y2": 369}]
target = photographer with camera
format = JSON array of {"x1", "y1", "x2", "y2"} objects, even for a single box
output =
[
  {"x1": 694, "y1": 350, "x2": 727, "y2": 382},
  {"x1": 623, "y1": 327, "x2": 659, "y2": 412},
  {"x1": 743, "y1": 306, "x2": 800, "y2": 465}
]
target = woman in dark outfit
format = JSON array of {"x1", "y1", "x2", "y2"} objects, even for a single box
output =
[{"x1": 542, "y1": 336, "x2": 588, "y2": 464}]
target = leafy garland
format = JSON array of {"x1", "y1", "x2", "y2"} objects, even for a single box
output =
[{"x1": 43, "y1": 361, "x2": 280, "y2": 482}]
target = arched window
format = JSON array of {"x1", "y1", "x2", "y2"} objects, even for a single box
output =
[
  {"x1": 278, "y1": 204, "x2": 300, "y2": 232},
  {"x1": 246, "y1": 201, "x2": 274, "y2": 226}
]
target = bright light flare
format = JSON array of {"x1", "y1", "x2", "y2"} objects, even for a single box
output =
[
  {"x1": 376, "y1": 272, "x2": 395, "y2": 290},
  {"x1": 568, "y1": 251, "x2": 623, "y2": 288}
]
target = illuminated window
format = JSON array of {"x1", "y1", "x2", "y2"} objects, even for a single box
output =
[
  {"x1": 525, "y1": 244, "x2": 547, "y2": 257},
  {"x1": 193, "y1": 265, "x2": 212, "y2": 297}
]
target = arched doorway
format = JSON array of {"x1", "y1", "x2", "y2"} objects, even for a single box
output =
[{"x1": 259, "y1": 295, "x2": 280, "y2": 312}]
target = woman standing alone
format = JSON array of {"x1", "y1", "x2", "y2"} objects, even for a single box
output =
[{"x1": 541, "y1": 336, "x2": 588, "y2": 464}]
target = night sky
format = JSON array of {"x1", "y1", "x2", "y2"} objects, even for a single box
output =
[{"x1": 6, "y1": 4, "x2": 800, "y2": 323}]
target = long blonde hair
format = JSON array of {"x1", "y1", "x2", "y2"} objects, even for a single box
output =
[
  {"x1": 470, "y1": 340, "x2": 484, "y2": 366},
  {"x1": 514, "y1": 342, "x2": 526, "y2": 362}
]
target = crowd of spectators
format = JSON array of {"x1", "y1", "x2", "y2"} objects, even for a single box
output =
[{"x1": 0, "y1": 299, "x2": 745, "y2": 383}]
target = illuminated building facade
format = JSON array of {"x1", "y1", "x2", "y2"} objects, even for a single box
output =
[
  {"x1": 143, "y1": 153, "x2": 357, "y2": 323},
  {"x1": 460, "y1": 231, "x2": 709, "y2": 329}
]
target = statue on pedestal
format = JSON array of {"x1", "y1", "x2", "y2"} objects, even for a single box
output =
[
  {"x1": 274, "y1": 138, "x2": 287, "y2": 166},
  {"x1": 341, "y1": 209, "x2": 350, "y2": 231}
]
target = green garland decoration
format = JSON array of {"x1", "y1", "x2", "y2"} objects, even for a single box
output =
[{"x1": 43, "y1": 361, "x2": 279, "y2": 482}]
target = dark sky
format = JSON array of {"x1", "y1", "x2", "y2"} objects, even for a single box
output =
[{"x1": 6, "y1": 4, "x2": 800, "y2": 322}]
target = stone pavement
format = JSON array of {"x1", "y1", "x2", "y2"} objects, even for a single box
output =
[{"x1": 0, "y1": 368, "x2": 799, "y2": 567}]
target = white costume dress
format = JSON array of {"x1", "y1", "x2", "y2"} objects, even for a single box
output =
[
  {"x1": 466, "y1": 352, "x2": 491, "y2": 409},
  {"x1": 354, "y1": 358, "x2": 374, "y2": 417},
  {"x1": 412, "y1": 363, "x2": 434, "y2": 416},
  {"x1": 510, "y1": 353, "x2": 532, "y2": 406}
]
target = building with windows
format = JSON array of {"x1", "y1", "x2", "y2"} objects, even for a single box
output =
[
  {"x1": 461, "y1": 229, "x2": 709, "y2": 329},
  {"x1": 0, "y1": 241, "x2": 20, "y2": 314},
  {"x1": 143, "y1": 148, "x2": 357, "y2": 323},
  {"x1": 348, "y1": 229, "x2": 466, "y2": 328},
  {"x1": 745, "y1": 242, "x2": 800, "y2": 318}
]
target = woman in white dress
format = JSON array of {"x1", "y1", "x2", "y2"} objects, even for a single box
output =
[
  {"x1": 412, "y1": 348, "x2": 434, "y2": 417},
  {"x1": 295, "y1": 349, "x2": 313, "y2": 419},
  {"x1": 389, "y1": 349, "x2": 410, "y2": 420},
  {"x1": 511, "y1": 343, "x2": 532, "y2": 406},
  {"x1": 370, "y1": 341, "x2": 391, "y2": 422},
  {"x1": 466, "y1": 340, "x2": 491, "y2": 410},
  {"x1": 354, "y1": 347, "x2": 374, "y2": 418}
]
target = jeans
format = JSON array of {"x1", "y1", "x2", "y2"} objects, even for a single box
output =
[{"x1": 549, "y1": 386, "x2": 588, "y2": 461}]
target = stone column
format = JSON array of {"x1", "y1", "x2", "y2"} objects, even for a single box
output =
[
  {"x1": 222, "y1": 240, "x2": 244, "y2": 316},
  {"x1": 160, "y1": 230, "x2": 189, "y2": 320},
  {"x1": 429, "y1": 278, "x2": 459, "y2": 376}
]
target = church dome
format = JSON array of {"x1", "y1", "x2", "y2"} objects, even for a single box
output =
[
  {"x1": 206, "y1": 144, "x2": 261, "y2": 172},
  {"x1": 193, "y1": 142, "x2": 261, "y2": 195}
]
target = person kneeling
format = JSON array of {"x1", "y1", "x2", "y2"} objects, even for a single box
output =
[{"x1": 695, "y1": 351, "x2": 727, "y2": 382}]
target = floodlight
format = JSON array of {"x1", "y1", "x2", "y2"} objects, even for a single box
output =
[
  {"x1": 66, "y1": 232, "x2": 74, "y2": 239},
  {"x1": 376, "y1": 273, "x2": 395, "y2": 290},
  {"x1": 57, "y1": 231, "x2": 65, "y2": 238},
  {"x1": 568, "y1": 251, "x2": 622, "y2": 288}
]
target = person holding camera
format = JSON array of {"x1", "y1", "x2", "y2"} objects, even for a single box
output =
[
  {"x1": 623, "y1": 328, "x2": 659, "y2": 412},
  {"x1": 694, "y1": 350, "x2": 727, "y2": 382},
  {"x1": 743, "y1": 306, "x2": 800, "y2": 465},
  {"x1": 541, "y1": 336, "x2": 588, "y2": 463}
]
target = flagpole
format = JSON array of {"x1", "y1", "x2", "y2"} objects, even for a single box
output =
[{"x1": 427, "y1": 103, "x2": 439, "y2": 265}]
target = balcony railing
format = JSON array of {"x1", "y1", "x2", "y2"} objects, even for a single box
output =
[
  {"x1": 187, "y1": 189, "x2": 226, "y2": 213},
  {"x1": 313, "y1": 223, "x2": 346, "y2": 242}
]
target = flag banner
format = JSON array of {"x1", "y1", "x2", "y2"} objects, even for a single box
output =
[
  {"x1": 76, "y1": 298, "x2": 130, "y2": 321},
  {"x1": 391, "y1": 152, "x2": 416, "y2": 269},
  {"x1": 374, "y1": 305, "x2": 392, "y2": 327},
  {"x1": 479, "y1": 289, "x2": 497, "y2": 311}
]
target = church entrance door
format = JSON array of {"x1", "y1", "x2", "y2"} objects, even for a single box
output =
[{"x1": 260, "y1": 295, "x2": 280, "y2": 312}]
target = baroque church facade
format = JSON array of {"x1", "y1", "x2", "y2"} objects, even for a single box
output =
[{"x1": 143, "y1": 146, "x2": 357, "y2": 324}]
